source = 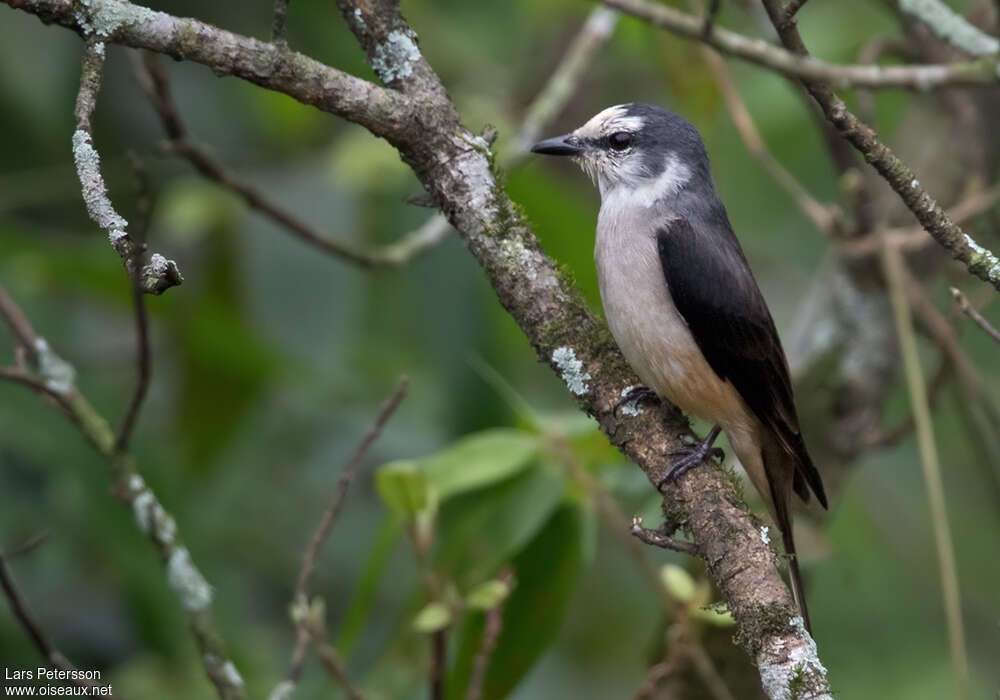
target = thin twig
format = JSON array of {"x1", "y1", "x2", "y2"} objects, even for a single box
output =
[
  {"x1": 73, "y1": 41, "x2": 182, "y2": 294},
  {"x1": 2, "y1": 530, "x2": 51, "y2": 559},
  {"x1": 284, "y1": 377, "x2": 408, "y2": 689},
  {"x1": 398, "y1": 5, "x2": 620, "y2": 260},
  {"x1": 115, "y1": 153, "x2": 154, "y2": 453},
  {"x1": 895, "y1": 0, "x2": 1000, "y2": 56},
  {"x1": 758, "y1": 0, "x2": 1000, "y2": 291},
  {"x1": 0, "y1": 553, "x2": 118, "y2": 697},
  {"x1": 880, "y1": 236, "x2": 969, "y2": 700},
  {"x1": 0, "y1": 284, "x2": 245, "y2": 700},
  {"x1": 293, "y1": 377, "x2": 409, "y2": 604},
  {"x1": 841, "y1": 181, "x2": 1000, "y2": 258},
  {"x1": 305, "y1": 613, "x2": 363, "y2": 700},
  {"x1": 951, "y1": 286, "x2": 1000, "y2": 343},
  {"x1": 694, "y1": 34, "x2": 843, "y2": 234},
  {"x1": 134, "y1": 53, "x2": 396, "y2": 269},
  {"x1": 630, "y1": 517, "x2": 699, "y2": 555},
  {"x1": 701, "y1": 0, "x2": 721, "y2": 37},
  {"x1": 783, "y1": 0, "x2": 810, "y2": 21},
  {"x1": 272, "y1": 0, "x2": 291, "y2": 45},
  {"x1": 464, "y1": 569, "x2": 513, "y2": 700},
  {"x1": 604, "y1": 0, "x2": 1000, "y2": 90}
]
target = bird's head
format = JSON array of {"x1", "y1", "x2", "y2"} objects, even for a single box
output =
[{"x1": 531, "y1": 103, "x2": 708, "y2": 204}]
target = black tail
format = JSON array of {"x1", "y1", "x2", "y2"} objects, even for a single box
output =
[{"x1": 774, "y1": 495, "x2": 812, "y2": 633}]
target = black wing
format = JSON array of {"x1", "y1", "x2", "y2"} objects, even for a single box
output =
[{"x1": 657, "y1": 218, "x2": 827, "y2": 508}]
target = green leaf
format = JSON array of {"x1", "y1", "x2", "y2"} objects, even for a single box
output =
[
  {"x1": 413, "y1": 602, "x2": 452, "y2": 633},
  {"x1": 422, "y1": 428, "x2": 539, "y2": 500},
  {"x1": 447, "y1": 505, "x2": 584, "y2": 700},
  {"x1": 660, "y1": 564, "x2": 696, "y2": 603},
  {"x1": 434, "y1": 465, "x2": 565, "y2": 586},
  {"x1": 375, "y1": 462, "x2": 429, "y2": 516},
  {"x1": 465, "y1": 579, "x2": 511, "y2": 611}
]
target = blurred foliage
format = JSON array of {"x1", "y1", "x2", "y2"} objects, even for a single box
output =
[{"x1": 1, "y1": 0, "x2": 999, "y2": 698}]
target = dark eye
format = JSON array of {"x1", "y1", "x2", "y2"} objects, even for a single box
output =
[{"x1": 608, "y1": 132, "x2": 632, "y2": 151}]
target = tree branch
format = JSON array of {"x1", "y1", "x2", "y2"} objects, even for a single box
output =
[
  {"x1": 2, "y1": 0, "x2": 832, "y2": 694},
  {"x1": 895, "y1": 0, "x2": 1000, "y2": 56},
  {"x1": 603, "y1": 0, "x2": 1000, "y2": 89},
  {"x1": 72, "y1": 38, "x2": 182, "y2": 294},
  {"x1": 0, "y1": 552, "x2": 119, "y2": 698},
  {"x1": 0, "y1": 284, "x2": 246, "y2": 700},
  {"x1": 951, "y1": 286, "x2": 1000, "y2": 343},
  {"x1": 283, "y1": 378, "x2": 407, "y2": 696},
  {"x1": 758, "y1": 0, "x2": 1000, "y2": 290}
]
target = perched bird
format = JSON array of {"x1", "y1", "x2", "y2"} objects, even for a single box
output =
[{"x1": 532, "y1": 103, "x2": 827, "y2": 630}]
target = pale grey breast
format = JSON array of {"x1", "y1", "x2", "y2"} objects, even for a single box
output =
[{"x1": 594, "y1": 195, "x2": 748, "y2": 428}]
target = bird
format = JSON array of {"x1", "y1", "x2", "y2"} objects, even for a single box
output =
[{"x1": 531, "y1": 103, "x2": 827, "y2": 631}]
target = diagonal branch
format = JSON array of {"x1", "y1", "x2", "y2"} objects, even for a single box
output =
[
  {"x1": 758, "y1": 0, "x2": 1000, "y2": 292},
  {"x1": 72, "y1": 38, "x2": 182, "y2": 295},
  {"x1": 603, "y1": 0, "x2": 1000, "y2": 89},
  {"x1": 2, "y1": 0, "x2": 832, "y2": 695},
  {"x1": 951, "y1": 286, "x2": 1000, "y2": 344},
  {"x1": 0, "y1": 284, "x2": 246, "y2": 700},
  {"x1": 0, "y1": 552, "x2": 120, "y2": 698}
]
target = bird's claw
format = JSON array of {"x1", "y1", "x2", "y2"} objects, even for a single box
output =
[
  {"x1": 657, "y1": 426, "x2": 723, "y2": 490},
  {"x1": 615, "y1": 385, "x2": 659, "y2": 414}
]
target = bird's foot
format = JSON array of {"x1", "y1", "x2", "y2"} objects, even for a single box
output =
[
  {"x1": 615, "y1": 385, "x2": 659, "y2": 414},
  {"x1": 657, "y1": 425, "x2": 723, "y2": 489}
]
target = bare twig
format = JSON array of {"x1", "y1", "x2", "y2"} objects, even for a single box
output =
[
  {"x1": 272, "y1": 0, "x2": 291, "y2": 45},
  {"x1": 603, "y1": 0, "x2": 1000, "y2": 90},
  {"x1": 134, "y1": 53, "x2": 401, "y2": 269},
  {"x1": 73, "y1": 40, "x2": 182, "y2": 294},
  {"x1": 293, "y1": 377, "x2": 408, "y2": 605},
  {"x1": 880, "y1": 237, "x2": 968, "y2": 700},
  {"x1": 0, "y1": 284, "x2": 245, "y2": 700},
  {"x1": 284, "y1": 378, "x2": 408, "y2": 691},
  {"x1": 0, "y1": 553, "x2": 118, "y2": 697},
  {"x1": 631, "y1": 517, "x2": 699, "y2": 556},
  {"x1": 895, "y1": 0, "x2": 1000, "y2": 56},
  {"x1": 399, "y1": 5, "x2": 620, "y2": 264},
  {"x1": 115, "y1": 263, "x2": 151, "y2": 454},
  {"x1": 760, "y1": 0, "x2": 999, "y2": 284},
  {"x1": 304, "y1": 611, "x2": 363, "y2": 700},
  {"x1": 507, "y1": 6, "x2": 620, "y2": 160},
  {"x1": 695, "y1": 38, "x2": 844, "y2": 234},
  {"x1": 841, "y1": 181, "x2": 1000, "y2": 258},
  {"x1": 951, "y1": 286, "x2": 1000, "y2": 343},
  {"x1": 2, "y1": 530, "x2": 51, "y2": 559},
  {"x1": 783, "y1": 0, "x2": 811, "y2": 21},
  {"x1": 5, "y1": 0, "x2": 833, "y2": 692},
  {"x1": 464, "y1": 569, "x2": 514, "y2": 700}
]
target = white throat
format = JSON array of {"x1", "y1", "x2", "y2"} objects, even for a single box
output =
[{"x1": 599, "y1": 153, "x2": 691, "y2": 207}]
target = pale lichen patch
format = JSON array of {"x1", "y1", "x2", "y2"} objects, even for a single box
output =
[
  {"x1": 72, "y1": 130, "x2": 128, "y2": 232},
  {"x1": 167, "y1": 547, "x2": 213, "y2": 612},
  {"x1": 552, "y1": 346, "x2": 591, "y2": 395},
  {"x1": 757, "y1": 616, "x2": 831, "y2": 700},
  {"x1": 964, "y1": 233, "x2": 1000, "y2": 283},
  {"x1": 76, "y1": 0, "x2": 163, "y2": 38},
  {"x1": 33, "y1": 338, "x2": 76, "y2": 396},
  {"x1": 268, "y1": 681, "x2": 296, "y2": 700},
  {"x1": 371, "y1": 30, "x2": 421, "y2": 84},
  {"x1": 217, "y1": 661, "x2": 245, "y2": 689}
]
